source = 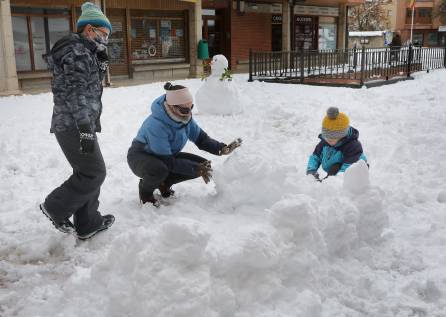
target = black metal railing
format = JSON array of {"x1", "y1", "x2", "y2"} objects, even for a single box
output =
[{"x1": 248, "y1": 45, "x2": 446, "y2": 86}]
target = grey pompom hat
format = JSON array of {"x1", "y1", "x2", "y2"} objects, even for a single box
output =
[{"x1": 321, "y1": 107, "x2": 350, "y2": 140}]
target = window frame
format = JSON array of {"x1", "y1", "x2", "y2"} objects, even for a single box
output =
[
  {"x1": 11, "y1": 7, "x2": 72, "y2": 73},
  {"x1": 129, "y1": 10, "x2": 188, "y2": 64}
]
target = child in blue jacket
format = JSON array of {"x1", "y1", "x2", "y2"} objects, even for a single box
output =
[
  {"x1": 127, "y1": 82, "x2": 241, "y2": 206},
  {"x1": 307, "y1": 107, "x2": 367, "y2": 181}
]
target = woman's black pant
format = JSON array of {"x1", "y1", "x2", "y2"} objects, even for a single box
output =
[{"x1": 127, "y1": 141, "x2": 206, "y2": 195}]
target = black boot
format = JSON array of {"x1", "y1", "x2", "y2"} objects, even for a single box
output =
[
  {"x1": 77, "y1": 214, "x2": 115, "y2": 240},
  {"x1": 158, "y1": 182, "x2": 175, "y2": 198},
  {"x1": 139, "y1": 179, "x2": 160, "y2": 207},
  {"x1": 39, "y1": 203, "x2": 75, "y2": 234}
]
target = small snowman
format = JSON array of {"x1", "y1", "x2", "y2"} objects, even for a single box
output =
[{"x1": 195, "y1": 55, "x2": 244, "y2": 115}]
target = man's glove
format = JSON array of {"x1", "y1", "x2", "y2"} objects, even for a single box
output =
[
  {"x1": 196, "y1": 160, "x2": 213, "y2": 184},
  {"x1": 327, "y1": 163, "x2": 342, "y2": 176},
  {"x1": 307, "y1": 170, "x2": 321, "y2": 182},
  {"x1": 220, "y1": 138, "x2": 242, "y2": 155},
  {"x1": 78, "y1": 124, "x2": 96, "y2": 154},
  {"x1": 96, "y1": 50, "x2": 109, "y2": 72}
]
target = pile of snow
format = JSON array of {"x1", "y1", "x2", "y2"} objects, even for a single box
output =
[
  {"x1": 195, "y1": 55, "x2": 246, "y2": 115},
  {"x1": 1, "y1": 70, "x2": 446, "y2": 316}
]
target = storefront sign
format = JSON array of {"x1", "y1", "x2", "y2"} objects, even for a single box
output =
[
  {"x1": 232, "y1": 1, "x2": 282, "y2": 14},
  {"x1": 439, "y1": 26, "x2": 446, "y2": 32},
  {"x1": 272, "y1": 15, "x2": 282, "y2": 24},
  {"x1": 295, "y1": 16, "x2": 313, "y2": 23},
  {"x1": 294, "y1": 5, "x2": 339, "y2": 17}
]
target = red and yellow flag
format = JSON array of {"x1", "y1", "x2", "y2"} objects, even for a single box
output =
[{"x1": 408, "y1": 0, "x2": 416, "y2": 9}]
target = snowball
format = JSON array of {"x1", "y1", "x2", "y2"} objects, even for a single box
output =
[
  {"x1": 437, "y1": 190, "x2": 446, "y2": 203},
  {"x1": 343, "y1": 160, "x2": 370, "y2": 195}
]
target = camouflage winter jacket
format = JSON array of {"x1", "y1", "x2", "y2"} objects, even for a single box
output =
[{"x1": 46, "y1": 33, "x2": 106, "y2": 133}]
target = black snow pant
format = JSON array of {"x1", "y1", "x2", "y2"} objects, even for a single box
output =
[
  {"x1": 44, "y1": 130, "x2": 105, "y2": 235},
  {"x1": 127, "y1": 141, "x2": 206, "y2": 195}
]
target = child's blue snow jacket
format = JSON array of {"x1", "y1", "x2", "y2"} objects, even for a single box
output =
[
  {"x1": 133, "y1": 95, "x2": 224, "y2": 176},
  {"x1": 306, "y1": 127, "x2": 367, "y2": 175}
]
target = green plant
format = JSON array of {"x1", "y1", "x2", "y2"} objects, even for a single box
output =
[{"x1": 219, "y1": 68, "x2": 233, "y2": 81}]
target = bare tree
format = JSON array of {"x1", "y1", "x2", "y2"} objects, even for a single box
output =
[
  {"x1": 349, "y1": 0, "x2": 387, "y2": 31},
  {"x1": 433, "y1": 0, "x2": 446, "y2": 24}
]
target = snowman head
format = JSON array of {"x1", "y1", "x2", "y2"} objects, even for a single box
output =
[{"x1": 211, "y1": 54, "x2": 228, "y2": 75}]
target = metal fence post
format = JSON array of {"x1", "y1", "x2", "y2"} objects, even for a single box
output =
[
  {"x1": 248, "y1": 49, "x2": 253, "y2": 82},
  {"x1": 407, "y1": 44, "x2": 413, "y2": 78},
  {"x1": 353, "y1": 44, "x2": 357, "y2": 70},
  {"x1": 444, "y1": 43, "x2": 446, "y2": 68},
  {"x1": 300, "y1": 49, "x2": 305, "y2": 83},
  {"x1": 359, "y1": 46, "x2": 366, "y2": 86}
]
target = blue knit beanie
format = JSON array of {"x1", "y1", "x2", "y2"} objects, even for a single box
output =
[{"x1": 77, "y1": 2, "x2": 112, "y2": 33}]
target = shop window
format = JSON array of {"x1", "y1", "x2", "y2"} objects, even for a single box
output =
[
  {"x1": 31, "y1": 17, "x2": 47, "y2": 70},
  {"x1": 294, "y1": 16, "x2": 318, "y2": 50},
  {"x1": 319, "y1": 22, "x2": 337, "y2": 50},
  {"x1": 413, "y1": 33, "x2": 424, "y2": 46},
  {"x1": 428, "y1": 32, "x2": 438, "y2": 46},
  {"x1": 12, "y1": 16, "x2": 31, "y2": 71},
  {"x1": 130, "y1": 14, "x2": 186, "y2": 62},
  {"x1": 11, "y1": 7, "x2": 71, "y2": 72},
  {"x1": 440, "y1": 33, "x2": 446, "y2": 47}
]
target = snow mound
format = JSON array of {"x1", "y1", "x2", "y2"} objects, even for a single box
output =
[
  {"x1": 3, "y1": 70, "x2": 446, "y2": 316},
  {"x1": 89, "y1": 219, "x2": 211, "y2": 317}
]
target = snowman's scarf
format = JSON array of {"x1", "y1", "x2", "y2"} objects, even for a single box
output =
[{"x1": 164, "y1": 102, "x2": 191, "y2": 125}]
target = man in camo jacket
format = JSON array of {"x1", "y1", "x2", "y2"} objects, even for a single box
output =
[{"x1": 39, "y1": 2, "x2": 115, "y2": 240}]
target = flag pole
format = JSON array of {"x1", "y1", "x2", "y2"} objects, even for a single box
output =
[{"x1": 410, "y1": 2, "x2": 415, "y2": 43}]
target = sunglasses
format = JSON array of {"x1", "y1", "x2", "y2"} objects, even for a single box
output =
[
  {"x1": 92, "y1": 27, "x2": 110, "y2": 41},
  {"x1": 171, "y1": 104, "x2": 194, "y2": 115}
]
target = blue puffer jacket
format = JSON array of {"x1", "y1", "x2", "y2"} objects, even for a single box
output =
[
  {"x1": 307, "y1": 127, "x2": 367, "y2": 174},
  {"x1": 133, "y1": 94, "x2": 225, "y2": 176}
]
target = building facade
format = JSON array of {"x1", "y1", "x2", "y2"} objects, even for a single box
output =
[
  {"x1": 392, "y1": 0, "x2": 446, "y2": 46},
  {"x1": 0, "y1": 0, "x2": 362, "y2": 95}
]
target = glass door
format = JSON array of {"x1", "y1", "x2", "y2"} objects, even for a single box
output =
[{"x1": 294, "y1": 16, "x2": 318, "y2": 50}]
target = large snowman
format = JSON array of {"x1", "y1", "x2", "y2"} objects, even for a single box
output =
[{"x1": 195, "y1": 54, "x2": 245, "y2": 115}]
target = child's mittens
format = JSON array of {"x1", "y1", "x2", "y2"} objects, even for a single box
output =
[{"x1": 307, "y1": 170, "x2": 321, "y2": 182}]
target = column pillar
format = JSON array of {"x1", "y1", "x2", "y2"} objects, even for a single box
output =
[
  {"x1": 189, "y1": 0, "x2": 202, "y2": 78},
  {"x1": 282, "y1": 0, "x2": 291, "y2": 51},
  {"x1": 337, "y1": 3, "x2": 348, "y2": 49},
  {"x1": 0, "y1": 0, "x2": 20, "y2": 96}
]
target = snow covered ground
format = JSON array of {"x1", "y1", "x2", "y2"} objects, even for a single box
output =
[{"x1": 1, "y1": 70, "x2": 446, "y2": 317}]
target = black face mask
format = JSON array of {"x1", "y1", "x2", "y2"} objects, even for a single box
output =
[{"x1": 172, "y1": 104, "x2": 194, "y2": 115}]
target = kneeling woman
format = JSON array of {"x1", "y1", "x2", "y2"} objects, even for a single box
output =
[{"x1": 127, "y1": 82, "x2": 241, "y2": 206}]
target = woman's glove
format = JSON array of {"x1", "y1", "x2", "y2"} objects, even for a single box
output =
[
  {"x1": 220, "y1": 138, "x2": 242, "y2": 155},
  {"x1": 196, "y1": 160, "x2": 213, "y2": 184}
]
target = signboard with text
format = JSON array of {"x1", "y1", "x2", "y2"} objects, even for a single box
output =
[{"x1": 294, "y1": 5, "x2": 339, "y2": 17}]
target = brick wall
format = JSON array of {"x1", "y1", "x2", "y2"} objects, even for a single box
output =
[{"x1": 231, "y1": 9, "x2": 272, "y2": 71}]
